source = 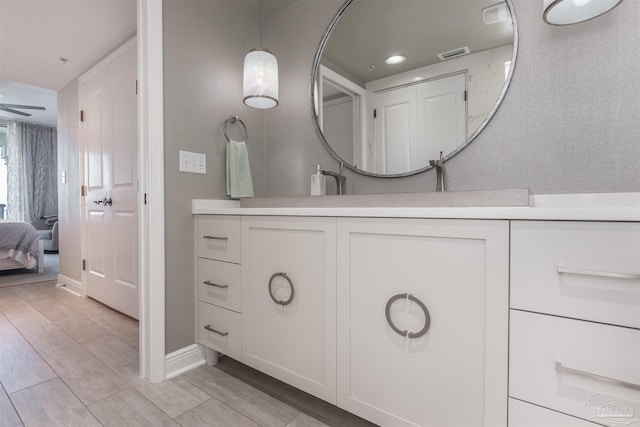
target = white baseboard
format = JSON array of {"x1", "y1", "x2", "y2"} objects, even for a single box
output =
[
  {"x1": 57, "y1": 274, "x2": 82, "y2": 296},
  {"x1": 165, "y1": 344, "x2": 206, "y2": 380}
]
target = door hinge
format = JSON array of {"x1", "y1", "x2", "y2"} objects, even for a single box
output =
[
  {"x1": 464, "y1": 90, "x2": 468, "y2": 102},
  {"x1": 81, "y1": 185, "x2": 87, "y2": 197},
  {"x1": 82, "y1": 259, "x2": 86, "y2": 271},
  {"x1": 144, "y1": 193, "x2": 148, "y2": 205},
  {"x1": 80, "y1": 110, "x2": 85, "y2": 122},
  {"x1": 136, "y1": 79, "x2": 138, "y2": 95},
  {"x1": 373, "y1": 109, "x2": 377, "y2": 118}
]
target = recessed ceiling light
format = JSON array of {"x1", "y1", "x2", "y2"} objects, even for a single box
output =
[{"x1": 385, "y1": 55, "x2": 406, "y2": 65}]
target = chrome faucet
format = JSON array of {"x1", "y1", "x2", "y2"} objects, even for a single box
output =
[
  {"x1": 322, "y1": 163, "x2": 346, "y2": 195},
  {"x1": 429, "y1": 151, "x2": 446, "y2": 192}
]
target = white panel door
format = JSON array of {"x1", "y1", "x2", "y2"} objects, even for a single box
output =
[
  {"x1": 373, "y1": 73, "x2": 467, "y2": 173},
  {"x1": 373, "y1": 85, "x2": 416, "y2": 174},
  {"x1": 416, "y1": 72, "x2": 467, "y2": 163},
  {"x1": 82, "y1": 41, "x2": 138, "y2": 319}
]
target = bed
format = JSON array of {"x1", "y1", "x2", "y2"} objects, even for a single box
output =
[{"x1": 0, "y1": 221, "x2": 44, "y2": 273}]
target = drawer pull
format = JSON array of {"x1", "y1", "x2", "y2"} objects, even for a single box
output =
[
  {"x1": 204, "y1": 324, "x2": 229, "y2": 337},
  {"x1": 555, "y1": 361, "x2": 640, "y2": 391},
  {"x1": 557, "y1": 266, "x2": 640, "y2": 280},
  {"x1": 203, "y1": 235, "x2": 228, "y2": 241},
  {"x1": 204, "y1": 280, "x2": 229, "y2": 289},
  {"x1": 268, "y1": 272, "x2": 295, "y2": 306},
  {"x1": 385, "y1": 293, "x2": 431, "y2": 339}
]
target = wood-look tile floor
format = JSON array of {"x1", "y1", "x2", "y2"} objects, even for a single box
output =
[{"x1": 0, "y1": 281, "x2": 376, "y2": 427}]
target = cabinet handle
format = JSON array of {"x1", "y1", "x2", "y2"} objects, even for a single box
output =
[
  {"x1": 268, "y1": 272, "x2": 295, "y2": 306},
  {"x1": 204, "y1": 324, "x2": 229, "y2": 337},
  {"x1": 204, "y1": 280, "x2": 229, "y2": 289},
  {"x1": 557, "y1": 266, "x2": 640, "y2": 280},
  {"x1": 555, "y1": 361, "x2": 640, "y2": 392},
  {"x1": 203, "y1": 235, "x2": 228, "y2": 241},
  {"x1": 385, "y1": 293, "x2": 430, "y2": 338}
]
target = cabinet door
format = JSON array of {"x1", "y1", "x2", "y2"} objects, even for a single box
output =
[
  {"x1": 242, "y1": 217, "x2": 337, "y2": 404},
  {"x1": 509, "y1": 310, "x2": 640, "y2": 425},
  {"x1": 337, "y1": 218, "x2": 509, "y2": 427},
  {"x1": 511, "y1": 221, "x2": 640, "y2": 329}
]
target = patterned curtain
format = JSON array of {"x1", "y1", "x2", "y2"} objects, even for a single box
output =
[{"x1": 6, "y1": 120, "x2": 57, "y2": 222}]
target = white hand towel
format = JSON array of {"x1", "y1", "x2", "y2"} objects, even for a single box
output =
[{"x1": 226, "y1": 139, "x2": 254, "y2": 199}]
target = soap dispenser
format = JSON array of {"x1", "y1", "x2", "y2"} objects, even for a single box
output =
[{"x1": 310, "y1": 164, "x2": 326, "y2": 196}]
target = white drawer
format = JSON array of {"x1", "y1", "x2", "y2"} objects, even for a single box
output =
[
  {"x1": 198, "y1": 258, "x2": 241, "y2": 313},
  {"x1": 511, "y1": 221, "x2": 640, "y2": 329},
  {"x1": 196, "y1": 215, "x2": 241, "y2": 263},
  {"x1": 509, "y1": 310, "x2": 640, "y2": 426},
  {"x1": 508, "y1": 398, "x2": 597, "y2": 427},
  {"x1": 198, "y1": 301, "x2": 241, "y2": 361}
]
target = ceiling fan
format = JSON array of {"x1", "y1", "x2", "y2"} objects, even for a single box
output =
[{"x1": 0, "y1": 103, "x2": 46, "y2": 117}]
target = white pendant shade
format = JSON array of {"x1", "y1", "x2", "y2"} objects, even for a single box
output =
[
  {"x1": 243, "y1": 48, "x2": 278, "y2": 109},
  {"x1": 543, "y1": 0, "x2": 624, "y2": 25}
]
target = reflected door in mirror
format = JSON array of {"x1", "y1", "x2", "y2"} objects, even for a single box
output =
[
  {"x1": 322, "y1": 82, "x2": 356, "y2": 166},
  {"x1": 373, "y1": 73, "x2": 466, "y2": 174}
]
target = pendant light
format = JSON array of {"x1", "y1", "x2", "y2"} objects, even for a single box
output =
[
  {"x1": 243, "y1": 48, "x2": 279, "y2": 109},
  {"x1": 543, "y1": 0, "x2": 624, "y2": 25}
]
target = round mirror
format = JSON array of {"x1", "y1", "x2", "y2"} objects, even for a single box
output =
[{"x1": 311, "y1": 0, "x2": 518, "y2": 177}]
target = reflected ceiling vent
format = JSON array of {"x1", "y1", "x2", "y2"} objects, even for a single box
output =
[
  {"x1": 482, "y1": 2, "x2": 510, "y2": 25},
  {"x1": 437, "y1": 46, "x2": 470, "y2": 61}
]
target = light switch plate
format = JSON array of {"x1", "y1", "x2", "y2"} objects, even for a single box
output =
[{"x1": 179, "y1": 150, "x2": 206, "y2": 174}]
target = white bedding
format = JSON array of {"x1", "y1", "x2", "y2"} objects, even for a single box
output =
[{"x1": 0, "y1": 221, "x2": 42, "y2": 271}]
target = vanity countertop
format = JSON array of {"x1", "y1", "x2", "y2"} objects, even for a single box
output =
[{"x1": 192, "y1": 192, "x2": 640, "y2": 222}]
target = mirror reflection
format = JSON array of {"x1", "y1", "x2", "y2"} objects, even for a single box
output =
[{"x1": 313, "y1": 0, "x2": 517, "y2": 177}]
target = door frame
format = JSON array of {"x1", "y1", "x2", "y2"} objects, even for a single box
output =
[
  {"x1": 137, "y1": 0, "x2": 165, "y2": 383},
  {"x1": 75, "y1": 0, "x2": 165, "y2": 384}
]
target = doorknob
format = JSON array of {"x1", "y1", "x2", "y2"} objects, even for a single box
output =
[{"x1": 93, "y1": 198, "x2": 112, "y2": 206}]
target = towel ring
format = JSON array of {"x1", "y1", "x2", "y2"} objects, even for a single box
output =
[{"x1": 223, "y1": 116, "x2": 248, "y2": 143}]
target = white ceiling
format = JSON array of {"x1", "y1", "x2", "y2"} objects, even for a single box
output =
[
  {"x1": 0, "y1": 0, "x2": 136, "y2": 126},
  {"x1": 261, "y1": 0, "x2": 299, "y2": 17},
  {"x1": 239, "y1": 0, "x2": 300, "y2": 17},
  {"x1": 323, "y1": 0, "x2": 514, "y2": 83}
]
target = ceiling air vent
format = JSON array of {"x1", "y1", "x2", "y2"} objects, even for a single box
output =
[
  {"x1": 437, "y1": 46, "x2": 470, "y2": 61},
  {"x1": 482, "y1": 2, "x2": 510, "y2": 25}
]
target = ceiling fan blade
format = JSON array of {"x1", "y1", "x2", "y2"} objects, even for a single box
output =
[
  {"x1": 0, "y1": 106, "x2": 32, "y2": 117},
  {"x1": 0, "y1": 103, "x2": 46, "y2": 111}
]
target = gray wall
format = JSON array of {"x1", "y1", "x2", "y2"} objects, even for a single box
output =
[
  {"x1": 163, "y1": 0, "x2": 264, "y2": 353},
  {"x1": 162, "y1": 0, "x2": 639, "y2": 354},
  {"x1": 263, "y1": 0, "x2": 640, "y2": 195}
]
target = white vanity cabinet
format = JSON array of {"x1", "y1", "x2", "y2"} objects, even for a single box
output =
[
  {"x1": 195, "y1": 215, "x2": 243, "y2": 364},
  {"x1": 241, "y1": 217, "x2": 337, "y2": 404},
  {"x1": 509, "y1": 221, "x2": 640, "y2": 427},
  {"x1": 192, "y1": 198, "x2": 639, "y2": 427},
  {"x1": 336, "y1": 218, "x2": 510, "y2": 427}
]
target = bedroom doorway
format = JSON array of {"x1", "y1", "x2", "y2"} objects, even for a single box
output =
[{"x1": 80, "y1": 38, "x2": 139, "y2": 320}]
